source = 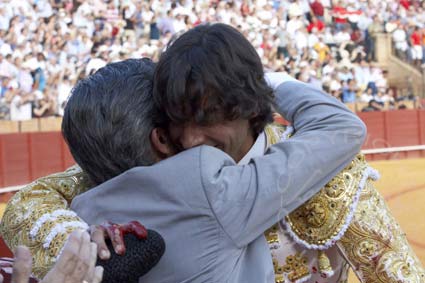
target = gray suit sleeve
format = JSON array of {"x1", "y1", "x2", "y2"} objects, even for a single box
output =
[{"x1": 199, "y1": 80, "x2": 366, "y2": 248}]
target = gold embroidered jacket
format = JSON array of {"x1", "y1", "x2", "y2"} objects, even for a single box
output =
[
  {"x1": 0, "y1": 166, "x2": 91, "y2": 278},
  {"x1": 266, "y1": 124, "x2": 425, "y2": 283},
  {"x1": 1, "y1": 124, "x2": 424, "y2": 282}
]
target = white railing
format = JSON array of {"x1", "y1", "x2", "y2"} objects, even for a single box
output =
[
  {"x1": 0, "y1": 186, "x2": 23, "y2": 194},
  {"x1": 362, "y1": 145, "x2": 425, "y2": 154}
]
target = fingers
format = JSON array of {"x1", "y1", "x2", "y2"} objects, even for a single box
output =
[
  {"x1": 112, "y1": 225, "x2": 125, "y2": 255},
  {"x1": 82, "y1": 242, "x2": 98, "y2": 283},
  {"x1": 126, "y1": 221, "x2": 148, "y2": 239},
  {"x1": 42, "y1": 230, "x2": 104, "y2": 283},
  {"x1": 67, "y1": 231, "x2": 91, "y2": 282},
  {"x1": 96, "y1": 220, "x2": 146, "y2": 256},
  {"x1": 103, "y1": 223, "x2": 125, "y2": 255},
  {"x1": 90, "y1": 225, "x2": 110, "y2": 260},
  {"x1": 92, "y1": 266, "x2": 104, "y2": 283},
  {"x1": 11, "y1": 246, "x2": 32, "y2": 283},
  {"x1": 51, "y1": 230, "x2": 83, "y2": 276}
]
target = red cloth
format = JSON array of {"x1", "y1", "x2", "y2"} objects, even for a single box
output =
[
  {"x1": 351, "y1": 30, "x2": 362, "y2": 42},
  {"x1": 400, "y1": 0, "x2": 410, "y2": 9},
  {"x1": 411, "y1": 32, "x2": 421, "y2": 46},
  {"x1": 332, "y1": 7, "x2": 362, "y2": 23},
  {"x1": 308, "y1": 20, "x2": 325, "y2": 32},
  {"x1": 0, "y1": 238, "x2": 13, "y2": 258},
  {"x1": 332, "y1": 6, "x2": 348, "y2": 23},
  {"x1": 260, "y1": 42, "x2": 272, "y2": 51},
  {"x1": 111, "y1": 26, "x2": 120, "y2": 37},
  {"x1": 310, "y1": 0, "x2": 324, "y2": 16}
]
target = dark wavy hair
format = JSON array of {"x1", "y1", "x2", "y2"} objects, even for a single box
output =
[
  {"x1": 62, "y1": 58, "x2": 157, "y2": 185},
  {"x1": 153, "y1": 23, "x2": 274, "y2": 134}
]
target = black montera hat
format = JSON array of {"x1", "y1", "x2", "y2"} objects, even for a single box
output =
[{"x1": 97, "y1": 230, "x2": 165, "y2": 283}]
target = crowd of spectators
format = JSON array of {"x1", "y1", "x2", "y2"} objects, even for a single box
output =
[{"x1": 0, "y1": 0, "x2": 424, "y2": 121}]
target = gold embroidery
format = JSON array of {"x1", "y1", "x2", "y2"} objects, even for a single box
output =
[
  {"x1": 318, "y1": 250, "x2": 333, "y2": 275},
  {"x1": 273, "y1": 258, "x2": 285, "y2": 283},
  {"x1": 265, "y1": 125, "x2": 314, "y2": 283},
  {"x1": 285, "y1": 155, "x2": 365, "y2": 246},
  {"x1": 336, "y1": 179, "x2": 425, "y2": 282},
  {"x1": 3, "y1": 123, "x2": 423, "y2": 283},
  {"x1": 266, "y1": 123, "x2": 424, "y2": 282},
  {"x1": 264, "y1": 123, "x2": 290, "y2": 148},
  {"x1": 0, "y1": 165, "x2": 92, "y2": 279},
  {"x1": 282, "y1": 253, "x2": 310, "y2": 282},
  {"x1": 265, "y1": 224, "x2": 279, "y2": 242}
]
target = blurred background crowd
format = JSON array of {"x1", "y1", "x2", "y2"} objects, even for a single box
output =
[{"x1": 0, "y1": 0, "x2": 424, "y2": 121}]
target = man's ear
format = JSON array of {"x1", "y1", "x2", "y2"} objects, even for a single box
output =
[{"x1": 150, "y1": 128, "x2": 174, "y2": 158}]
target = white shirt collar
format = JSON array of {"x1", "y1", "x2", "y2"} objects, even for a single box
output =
[{"x1": 238, "y1": 132, "x2": 266, "y2": 165}]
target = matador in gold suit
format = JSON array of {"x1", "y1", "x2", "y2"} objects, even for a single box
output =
[{"x1": 1, "y1": 123, "x2": 424, "y2": 282}]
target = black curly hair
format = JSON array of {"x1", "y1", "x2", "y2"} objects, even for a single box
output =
[{"x1": 153, "y1": 23, "x2": 274, "y2": 135}]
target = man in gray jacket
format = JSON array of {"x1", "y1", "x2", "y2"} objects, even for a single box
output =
[{"x1": 67, "y1": 24, "x2": 366, "y2": 283}]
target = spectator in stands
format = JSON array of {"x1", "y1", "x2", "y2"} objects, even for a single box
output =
[
  {"x1": 16, "y1": 60, "x2": 33, "y2": 95},
  {"x1": 350, "y1": 27, "x2": 365, "y2": 47},
  {"x1": 393, "y1": 23, "x2": 409, "y2": 60},
  {"x1": 366, "y1": 15, "x2": 384, "y2": 61},
  {"x1": 131, "y1": 1, "x2": 145, "y2": 40},
  {"x1": 313, "y1": 35, "x2": 330, "y2": 63},
  {"x1": 276, "y1": 27, "x2": 290, "y2": 59},
  {"x1": 0, "y1": 0, "x2": 419, "y2": 120},
  {"x1": 410, "y1": 26, "x2": 423, "y2": 67},
  {"x1": 0, "y1": 76, "x2": 10, "y2": 119},
  {"x1": 334, "y1": 26, "x2": 352, "y2": 45},
  {"x1": 9, "y1": 90, "x2": 33, "y2": 121},
  {"x1": 422, "y1": 26, "x2": 425, "y2": 66},
  {"x1": 33, "y1": 91, "x2": 56, "y2": 118},
  {"x1": 360, "y1": 86, "x2": 374, "y2": 103},
  {"x1": 0, "y1": 76, "x2": 10, "y2": 99},
  {"x1": 0, "y1": 55, "x2": 16, "y2": 79},
  {"x1": 310, "y1": 0, "x2": 325, "y2": 22},
  {"x1": 354, "y1": 59, "x2": 371, "y2": 90},
  {"x1": 338, "y1": 65, "x2": 353, "y2": 82},
  {"x1": 332, "y1": 1, "x2": 349, "y2": 32},
  {"x1": 362, "y1": 99, "x2": 384, "y2": 112},
  {"x1": 342, "y1": 78, "x2": 358, "y2": 103},
  {"x1": 307, "y1": 15, "x2": 325, "y2": 33},
  {"x1": 374, "y1": 89, "x2": 393, "y2": 106}
]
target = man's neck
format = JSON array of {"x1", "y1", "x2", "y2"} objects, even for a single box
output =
[
  {"x1": 238, "y1": 132, "x2": 266, "y2": 165},
  {"x1": 236, "y1": 132, "x2": 256, "y2": 162}
]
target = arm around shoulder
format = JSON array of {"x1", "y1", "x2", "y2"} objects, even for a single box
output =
[{"x1": 199, "y1": 81, "x2": 366, "y2": 247}]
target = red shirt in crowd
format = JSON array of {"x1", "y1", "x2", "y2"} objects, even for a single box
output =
[
  {"x1": 332, "y1": 5, "x2": 348, "y2": 24},
  {"x1": 351, "y1": 29, "x2": 363, "y2": 43},
  {"x1": 400, "y1": 0, "x2": 410, "y2": 10},
  {"x1": 411, "y1": 31, "x2": 421, "y2": 46},
  {"x1": 310, "y1": 0, "x2": 324, "y2": 17},
  {"x1": 307, "y1": 20, "x2": 325, "y2": 32}
]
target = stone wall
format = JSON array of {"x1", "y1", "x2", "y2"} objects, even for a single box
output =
[{"x1": 375, "y1": 33, "x2": 425, "y2": 98}]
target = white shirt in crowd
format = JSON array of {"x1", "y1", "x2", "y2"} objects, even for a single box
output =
[{"x1": 10, "y1": 94, "x2": 32, "y2": 121}]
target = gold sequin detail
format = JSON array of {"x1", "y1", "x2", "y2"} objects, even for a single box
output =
[
  {"x1": 285, "y1": 155, "x2": 365, "y2": 245},
  {"x1": 336, "y1": 179, "x2": 425, "y2": 282},
  {"x1": 282, "y1": 253, "x2": 310, "y2": 282},
  {"x1": 0, "y1": 165, "x2": 92, "y2": 279},
  {"x1": 266, "y1": 124, "x2": 424, "y2": 282},
  {"x1": 318, "y1": 250, "x2": 333, "y2": 274}
]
